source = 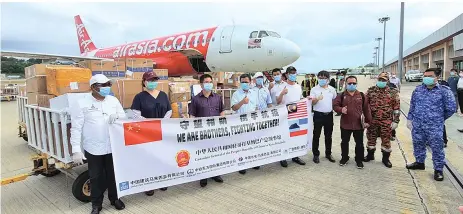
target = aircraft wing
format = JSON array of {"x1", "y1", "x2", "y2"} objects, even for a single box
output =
[{"x1": 1, "y1": 50, "x2": 111, "y2": 61}]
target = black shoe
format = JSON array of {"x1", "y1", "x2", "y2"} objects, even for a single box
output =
[
  {"x1": 356, "y1": 162, "x2": 364, "y2": 169},
  {"x1": 292, "y1": 157, "x2": 306, "y2": 165},
  {"x1": 363, "y1": 149, "x2": 375, "y2": 162},
  {"x1": 381, "y1": 151, "x2": 392, "y2": 168},
  {"x1": 313, "y1": 156, "x2": 320, "y2": 164},
  {"x1": 110, "y1": 199, "x2": 125, "y2": 210},
  {"x1": 325, "y1": 155, "x2": 335, "y2": 163},
  {"x1": 212, "y1": 176, "x2": 223, "y2": 183},
  {"x1": 434, "y1": 170, "x2": 444, "y2": 181},
  {"x1": 406, "y1": 162, "x2": 425, "y2": 170},
  {"x1": 253, "y1": 166, "x2": 260, "y2": 170},
  {"x1": 200, "y1": 179, "x2": 208, "y2": 187},
  {"x1": 458, "y1": 129, "x2": 463, "y2": 133},
  {"x1": 91, "y1": 206, "x2": 102, "y2": 214},
  {"x1": 390, "y1": 137, "x2": 396, "y2": 141},
  {"x1": 339, "y1": 158, "x2": 349, "y2": 166},
  {"x1": 145, "y1": 190, "x2": 155, "y2": 196},
  {"x1": 444, "y1": 143, "x2": 447, "y2": 148},
  {"x1": 335, "y1": 113, "x2": 341, "y2": 116},
  {"x1": 159, "y1": 187, "x2": 168, "y2": 191},
  {"x1": 280, "y1": 160, "x2": 288, "y2": 167},
  {"x1": 239, "y1": 170, "x2": 246, "y2": 175}
]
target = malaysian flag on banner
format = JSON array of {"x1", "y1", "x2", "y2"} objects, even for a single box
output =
[
  {"x1": 287, "y1": 100, "x2": 309, "y2": 138},
  {"x1": 287, "y1": 101, "x2": 308, "y2": 119}
]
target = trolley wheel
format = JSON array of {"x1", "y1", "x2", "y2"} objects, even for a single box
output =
[
  {"x1": 40, "y1": 169, "x2": 61, "y2": 177},
  {"x1": 72, "y1": 170, "x2": 91, "y2": 203}
]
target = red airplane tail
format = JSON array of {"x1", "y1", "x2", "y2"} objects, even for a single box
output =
[{"x1": 74, "y1": 15, "x2": 97, "y2": 55}]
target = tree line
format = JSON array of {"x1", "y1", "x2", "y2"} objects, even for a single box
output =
[{"x1": 1, "y1": 57, "x2": 42, "y2": 76}]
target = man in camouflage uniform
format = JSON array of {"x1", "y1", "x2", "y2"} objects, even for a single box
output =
[
  {"x1": 406, "y1": 68, "x2": 456, "y2": 181},
  {"x1": 364, "y1": 72, "x2": 400, "y2": 168},
  {"x1": 301, "y1": 73, "x2": 318, "y2": 98}
]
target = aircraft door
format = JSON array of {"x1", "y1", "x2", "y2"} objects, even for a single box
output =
[{"x1": 219, "y1": 26, "x2": 235, "y2": 53}]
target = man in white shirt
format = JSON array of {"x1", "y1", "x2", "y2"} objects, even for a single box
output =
[
  {"x1": 70, "y1": 74, "x2": 127, "y2": 214},
  {"x1": 277, "y1": 66, "x2": 306, "y2": 167},
  {"x1": 269, "y1": 68, "x2": 288, "y2": 105},
  {"x1": 389, "y1": 74, "x2": 401, "y2": 91},
  {"x1": 310, "y1": 70, "x2": 337, "y2": 164},
  {"x1": 231, "y1": 73, "x2": 260, "y2": 174},
  {"x1": 252, "y1": 72, "x2": 273, "y2": 111}
]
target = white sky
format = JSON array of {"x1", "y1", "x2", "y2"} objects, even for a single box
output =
[{"x1": 1, "y1": 2, "x2": 462, "y2": 73}]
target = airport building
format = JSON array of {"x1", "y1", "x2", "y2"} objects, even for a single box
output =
[{"x1": 384, "y1": 13, "x2": 463, "y2": 78}]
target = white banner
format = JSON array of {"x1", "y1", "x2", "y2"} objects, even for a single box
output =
[{"x1": 109, "y1": 99, "x2": 313, "y2": 197}]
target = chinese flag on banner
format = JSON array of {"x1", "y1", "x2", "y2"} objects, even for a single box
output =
[{"x1": 123, "y1": 120, "x2": 163, "y2": 146}]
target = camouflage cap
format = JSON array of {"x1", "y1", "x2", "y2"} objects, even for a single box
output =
[{"x1": 378, "y1": 72, "x2": 389, "y2": 81}]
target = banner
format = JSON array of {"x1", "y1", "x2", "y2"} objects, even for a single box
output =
[{"x1": 109, "y1": 99, "x2": 313, "y2": 197}]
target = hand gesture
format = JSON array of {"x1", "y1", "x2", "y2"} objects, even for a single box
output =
[
  {"x1": 391, "y1": 122, "x2": 398, "y2": 130},
  {"x1": 318, "y1": 94, "x2": 324, "y2": 100},
  {"x1": 281, "y1": 86, "x2": 288, "y2": 95},
  {"x1": 243, "y1": 96, "x2": 249, "y2": 104},
  {"x1": 341, "y1": 106, "x2": 347, "y2": 114},
  {"x1": 406, "y1": 120, "x2": 413, "y2": 130},
  {"x1": 364, "y1": 123, "x2": 370, "y2": 129}
]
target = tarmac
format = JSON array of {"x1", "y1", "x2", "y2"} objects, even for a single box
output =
[{"x1": 1, "y1": 76, "x2": 462, "y2": 214}]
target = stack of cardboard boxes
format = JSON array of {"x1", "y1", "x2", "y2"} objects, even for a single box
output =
[
  {"x1": 25, "y1": 64, "x2": 92, "y2": 108},
  {"x1": 211, "y1": 71, "x2": 242, "y2": 110},
  {"x1": 83, "y1": 59, "x2": 126, "y2": 78}
]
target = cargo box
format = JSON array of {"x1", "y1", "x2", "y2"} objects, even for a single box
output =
[
  {"x1": 45, "y1": 67, "x2": 92, "y2": 96},
  {"x1": 26, "y1": 76, "x2": 47, "y2": 94}
]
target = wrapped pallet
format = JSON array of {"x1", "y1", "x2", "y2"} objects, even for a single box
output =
[
  {"x1": 169, "y1": 82, "x2": 191, "y2": 103},
  {"x1": 126, "y1": 58, "x2": 153, "y2": 72},
  {"x1": 171, "y1": 102, "x2": 189, "y2": 118},
  {"x1": 45, "y1": 67, "x2": 92, "y2": 96}
]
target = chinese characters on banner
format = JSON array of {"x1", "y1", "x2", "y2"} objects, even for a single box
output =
[{"x1": 109, "y1": 99, "x2": 313, "y2": 197}]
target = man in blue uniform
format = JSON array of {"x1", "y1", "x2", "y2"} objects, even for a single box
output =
[{"x1": 406, "y1": 68, "x2": 456, "y2": 181}]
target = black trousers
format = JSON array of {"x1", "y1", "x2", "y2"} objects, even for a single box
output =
[
  {"x1": 340, "y1": 128, "x2": 364, "y2": 163},
  {"x1": 85, "y1": 151, "x2": 118, "y2": 207},
  {"x1": 391, "y1": 130, "x2": 396, "y2": 137},
  {"x1": 458, "y1": 90, "x2": 463, "y2": 114},
  {"x1": 312, "y1": 111, "x2": 333, "y2": 157},
  {"x1": 443, "y1": 125, "x2": 448, "y2": 144}
]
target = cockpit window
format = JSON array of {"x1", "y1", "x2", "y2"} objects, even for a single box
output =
[
  {"x1": 268, "y1": 31, "x2": 281, "y2": 38},
  {"x1": 258, "y1": 31, "x2": 269, "y2": 38},
  {"x1": 249, "y1": 31, "x2": 258, "y2": 38}
]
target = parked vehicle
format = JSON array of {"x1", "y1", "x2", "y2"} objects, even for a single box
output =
[{"x1": 405, "y1": 70, "x2": 423, "y2": 82}]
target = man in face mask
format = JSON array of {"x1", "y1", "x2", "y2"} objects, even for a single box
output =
[
  {"x1": 364, "y1": 72, "x2": 400, "y2": 168},
  {"x1": 70, "y1": 74, "x2": 126, "y2": 214},
  {"x1": 231, "y1": 73, "x2": 260, "y2": 174},
  {"x1": 448, "y1": 68, "x2": 460, "y2": 113},
  {"x1": 389, "y1": 73, "x2": 400, "y2": 92},
  {"x1": 277, "y1": 66, "x2": 306, "y2": 167},
  {"x1": 252, "y1": 72, "x2": 273, "y2": 111},
  {"x1": 309, "y1": 70, "x2": 337, "y2": 164},
  {"x1": 189, "y1": 74, "x2": 225, "y2": 187},
  {"x1": 269, "y1": 68, "x2": 288, "y2": 105},
  {"x1": 406, "y1": 68, "x2": 456, "y2": 181},
  {"x1": 335, "y1": 72, "x2": 346, "y2": 116},
  {"x1": 333, "y1": 76, "x2": 372, "y2": 169}
]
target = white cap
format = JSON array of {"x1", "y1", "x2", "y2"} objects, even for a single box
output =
[
  {"x1": 253, "y1": 72, "x2": 264, "y2": 79},
  {"x1": 89, "y1": 74, "x2": 111, "y2": 86}
]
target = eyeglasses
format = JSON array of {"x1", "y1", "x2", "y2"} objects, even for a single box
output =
[{"x1": 347, "y1": 82, "x2": 357, "y2": 85}]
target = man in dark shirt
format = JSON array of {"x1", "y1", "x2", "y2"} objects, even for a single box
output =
[
  {"x1": 448, "y1": 68, "x2": 459, "y2": 112},
  {"x1": 189, "y1": 74, "x2": 225, "y2": 187},
  {"x1": 333, "y1": 76, "x2": 372, "y2": 169}
]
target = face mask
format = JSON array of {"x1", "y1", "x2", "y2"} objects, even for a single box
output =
[
  {"x1": 274, "y1": 75, "x2": 281, "y2": 82},
  {"x1": 318, "y1": 79, "x2": 327, "y2": 86},
  {"x1": 338, "y1": 76, "x2": 344, "y2": 80},
  {"x1": 392, "y1": 75, "x2": 396, "y2": 78},
  {"x1": 450, "y1": 72, "x2": 455, "y2": 76},
  {"x1": 98, "y1": 87, "x2": 111, "y2": 97},
  {"x1": 203, "y1": 83, "x2": 213, "y2": 91},
  {"x1": 256, "y1": 78, "x2": 264, "y2": 86},
  {"x1": 423, "y1": 77, "x2": 435, "y2": 86},
  {"x1": 376, "y1": 81, "x2": 387, "y2": 88},
  {"x1": 240, "y1": 83, "x2": 250, "y2": 91},
  {"x1": 346, "y1": 84, "x2": 357, "y2": 91},
  {"x1": 146, "y1": 81, "x2": 158, "y2": 91},
  {"x1": 460, "y1": 73, "x2": 463, "y2": 78},
  {"x1": 288, "y1": 74, "x2": 297, "y2": 82}
]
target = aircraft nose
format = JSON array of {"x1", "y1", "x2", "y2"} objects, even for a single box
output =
[{"x1": 282, "y1": 39, "x2": 301, "y2": 63}]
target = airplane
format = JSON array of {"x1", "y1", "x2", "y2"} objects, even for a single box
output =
[{"x1": 2, "y1": 15, "x2": 301, "y2": 77}]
